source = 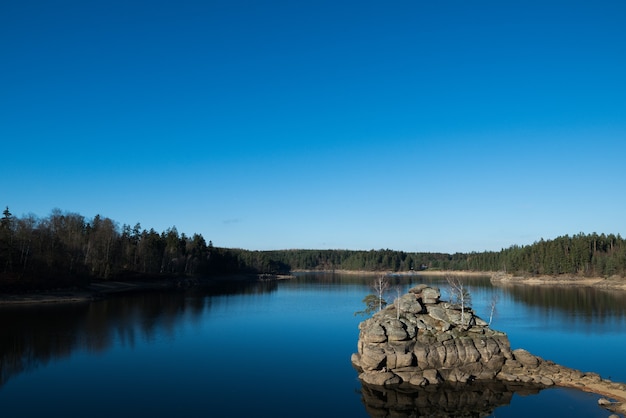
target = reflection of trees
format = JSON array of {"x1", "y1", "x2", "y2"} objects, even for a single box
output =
[
  {"x1": 0, "y1": 280, "x2": 276, "y2": 388},
  {"x1": 0, "y1": 303, "x2": 88, "y2": 387},
  {"x1": 295, "y1": 272, "x2": 492, "y2": 288},
  {"x1": 207, "y1": 279, "x2": 279, "y2": 295},
  {"x1": 504, "y1": 285, "x2": 626, "y2": 319},
  {"x1": 359, "y1": 381, "x2": 542, "y2": 418}
]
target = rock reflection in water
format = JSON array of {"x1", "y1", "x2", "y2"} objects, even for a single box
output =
[{"x1": 359, "y1": 381, "x2": 542, "y2": 418}]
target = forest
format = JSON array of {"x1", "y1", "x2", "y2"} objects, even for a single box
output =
[
  {"x1": 0, "y1": 207, "x2": 289, "y2": 291},
  {"x1": 1, "y1": 206, "x2": 624, "y2": 292},
  {"x1": 267, "y1": 231, "x2": 625, "y2": 277}
]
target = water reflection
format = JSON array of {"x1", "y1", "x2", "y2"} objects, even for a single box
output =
[
  {"x1": 298, "y1": 272, "x2": 494, "y2": 289},
  {"x1": 1, "y1": 274, "x2": 625, "y2": 417},
  {"x1": 359, "y1": 381, "x2": 542, "y2": 418},
  {"x1": 501, "y1": 284, "x2": 626, "y2": 318},
  {"x1": 0, "y1": 280, "x2": 276, "y2": 388}
]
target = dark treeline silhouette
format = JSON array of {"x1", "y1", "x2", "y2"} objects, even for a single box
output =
[
  {"x1": 1, "y1": 206, "x2": 624, "y2": 291},
  {"x1": 264, "y1": 232, "x2": 626, "y2": 277},
  {"x1": 264, "y1": 249, "x2": 444, "y2": 272},
  {"x1": 0, "y1": 207, "x2": 289, "y2": 291}
]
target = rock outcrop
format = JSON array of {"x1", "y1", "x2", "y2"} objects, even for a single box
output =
[
  {"x1": 352, "y1": 284, "x2": 512, "y2": 387},
  {"x1": 351, "y1": 284, "x2": 626, "y2": 414}
]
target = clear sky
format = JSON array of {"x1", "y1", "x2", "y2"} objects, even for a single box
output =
[{"x1": 1, "y1": 1, "x2": 625, "y2": 253}]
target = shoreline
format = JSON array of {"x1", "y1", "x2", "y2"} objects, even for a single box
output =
[
  {"x1": 490, "y1": 272, "x2": 626, "y2": 291},
  {"x1": 0, "y1": 273, "x2": 292, "y2": 306},
  {"x1": 296, "y1": 269, "x2": 626, "y2": 291},
  {"x1": 2, "y1": 270, "x2": 625, "y2": 305},
  {"x1": 295, "y1": 269, "x2": 626, "y2": 287}
]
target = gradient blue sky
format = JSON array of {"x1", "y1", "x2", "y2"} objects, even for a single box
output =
[{"x1": 2, "y1": 1, "x2": 625, "y2": 253}]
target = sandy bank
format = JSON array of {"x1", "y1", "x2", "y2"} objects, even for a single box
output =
[
  {"x1": 295, "y1": 269, "x2": 626, "y2": 291},
  {"x1": 491, "y1": 272, "x2": 626, "y2": 291}
]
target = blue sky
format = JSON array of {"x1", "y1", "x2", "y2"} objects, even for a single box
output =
[{"x1": 1, "y1": 0, "x2": 625, "y2": 253}]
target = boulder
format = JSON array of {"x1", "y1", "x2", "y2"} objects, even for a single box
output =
[
  {"x1": 421, "y1": 287, "x2": 441, "y2": 304},
  {"x1": 512, "y1": 349, "x2": 539, "y2": 368},
  {"x1": 397, "y1": 293, "x2": 424, "y2": 314},
  {"x1": 360, "y1": 321, "x2": 387, "y2": 343},
  {"x1": 382, "y1": 319, "x2": 409, "y2": 341}
]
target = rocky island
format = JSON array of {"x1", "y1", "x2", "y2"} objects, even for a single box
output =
[{"x1": 351, "y1": 284, "x2": 626, "y2": 415}]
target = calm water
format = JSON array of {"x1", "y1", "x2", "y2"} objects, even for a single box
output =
[{"x1": 1, "y1": 273, "x2": 625, "y2": 417}]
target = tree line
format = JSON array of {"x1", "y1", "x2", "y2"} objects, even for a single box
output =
[
  {"x1": 1, "y1": 206, "x2": 624, "y2": 291},
  {"x1": 0, "y1": 207, "x2": 289, "y2": 291},
  {"x1": 464, "y1": 232, "x2": 626, "y2": 277},
  {"x1": 263, "y1": 249, "x2": 443, "y2": 272},
  {"x1": 261, "y1": 233, "x2": 625, "y2": 277}
]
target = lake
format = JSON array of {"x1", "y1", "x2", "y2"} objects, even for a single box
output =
[{"x1": 1, "y1": 273, "x2": 625, "y2": 417}]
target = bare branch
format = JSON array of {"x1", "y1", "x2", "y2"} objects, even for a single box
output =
[
  {"x1": 446, "y1": 275, "x2": 472, "y2": 325},
  {"x1": 488, "y1": 294, "x2": 499, "y2": 326},
  {"x1": 372, "y1": 275, "x2": 390, "y2": 312}
]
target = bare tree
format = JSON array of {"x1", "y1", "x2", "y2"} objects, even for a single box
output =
[
  {"x1": 355, "y1": 275, "x2": 390, "y2": 316},
  {"x1": 488, "y1": 294, "x2": 499, "y2": 326},
  {"x1": 373, "y1": 275, "x2": 390, "y2": 312},
  {"x1": 446, "y1": 275, "x2": 472, "y2": 324},
  {"x1": 16, "y1": 214, "x2": 36, "y2": 272}
]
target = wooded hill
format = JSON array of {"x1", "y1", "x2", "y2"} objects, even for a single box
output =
[
  {"x1": 266, "y1": 231, "x2": 625, "y2": 277},
  {"x1": 1, "y1": 206, "x2": 624, "y2": 291}
]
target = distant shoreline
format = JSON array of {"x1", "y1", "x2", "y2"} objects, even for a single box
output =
[
  {"x1": 2, "y1": 270, "x2": 625, "y2": 306},
  {"x1": 489, "y1": 271, "x2": 626, "y2": 291},
  {"x1": 295, "y1": 269, "x2": 626, "y2": 291}
]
